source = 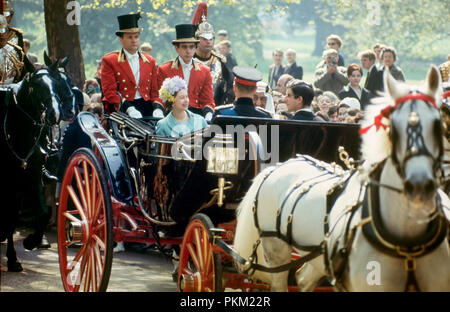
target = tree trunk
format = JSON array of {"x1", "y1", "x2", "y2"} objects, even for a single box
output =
[
  {"x1": 44, "y1": 0, "x2": 85, "y2": 89},
  {"x1": 313, "y1": 17, "x2": 335, "y2": 57}
]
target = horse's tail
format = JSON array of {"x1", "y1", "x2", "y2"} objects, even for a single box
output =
[{"x1": 234, "y1": 166, "x2": 273, "y2": 283}]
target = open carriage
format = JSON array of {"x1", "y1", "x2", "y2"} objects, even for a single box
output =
[{"x1": 57, "y1": 111, "x2": 361, "y2": 292}]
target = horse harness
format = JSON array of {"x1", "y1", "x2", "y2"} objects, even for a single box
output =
[
  {"x1": 231, "y1": 155, "x2": 348, "y2": 275},
  {"x1": 3, "y1": 79, "x2": 53, "y2": 169},
  {"x1": 328, "y1": 91, "x2": 447, "y2": 291},
  {"x1": 326, "y1": 159, "x2": 448, "y2": 292}
]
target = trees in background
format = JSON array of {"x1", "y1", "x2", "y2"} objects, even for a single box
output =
[{"x1": 11, "y1": 0, "x2": 450, "y2": 87}]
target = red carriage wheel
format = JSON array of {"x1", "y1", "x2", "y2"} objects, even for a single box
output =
[
  {"x1": 57, "y1": 148, "x2": 113, "y2": 292},
  {"x1": 178, "y1": 213, "x2": 223, "y2": 292}
]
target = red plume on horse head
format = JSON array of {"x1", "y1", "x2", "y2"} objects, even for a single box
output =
[
  {"x1": 0, "y1": 0, "x2": 4, "y2": 15},
  {"x1": 192, "y1": 2, "x2": 208, "y2": 30}
]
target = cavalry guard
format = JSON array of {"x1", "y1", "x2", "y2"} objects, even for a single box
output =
[
  {"x1": 213, "y1": 66, "x2": 272, "y2": 118},
  {"x1": 0, "y1": 1, "x2": 33, "y2": 83},
  {"x1": 191, "y1": 2, "x2": 235, "y2": 106},
  {"x1": 101, "y1": 13, "x2": 162, "y2": 118},
  {"x1": 157, "y1": 23, "x2": 214, "y2": 120}
]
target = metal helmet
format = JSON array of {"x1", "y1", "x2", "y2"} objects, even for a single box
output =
[{"x1": 191, "y1": 2, "x2": 214, "y2": 40}]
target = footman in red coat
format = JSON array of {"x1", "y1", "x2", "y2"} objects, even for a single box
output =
[
  {"x1": 157, "y1": 24, "x2": 214, "y2": 121},
  {"x1": 101, "y1": 13, "x2": 163, "y2": 118}
]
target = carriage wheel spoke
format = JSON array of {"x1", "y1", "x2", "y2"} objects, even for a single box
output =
[
  {"x1": 203, "y1": 230, "x2": 212, "y2": 275},
  {"x1": 93, "y1": 243, "x2": 104, "y2": 277},
  {"x1": 182, "y1": 266, "x2": 193, "y2": 276},
  {"x1": 73, "y1": 166, "x2": 89, "y2": 218},
  {"x1": 67, "y1": 185, "x2": 87, "y2": 221},
  {"x1": 91, "y1": 170, "x2": 97, "y2": 221},
  {"x1": 194, "y1": 228, "x2": 204, "y2": 272},
  {"x1": 187, "y1": 243, "x2": 201, "y2": 272},
  {"x1": 93, "y1": 221, "x2": 106, "y2": 234},
  {"x1": 91, "y1": 193, "x2": 103, "y2": 227},
  {"x1": 73, "y1": 246, "x2": 89, "y2": 292},
  {"x1": 92, "y1": 234, "x2": 106, "y2": 251},
  {"x1": 83, "y1": 246, "x2": 92, "y2": 292},
  {"x1": 90, "y1": 248, "x2": 97, "y2": 292},
  {"x1": 83, "y1": 161, "x2": 92, "y2": 219},
  {"x1": 63, "y1": 211, "x2": 81, "y2": 223}
]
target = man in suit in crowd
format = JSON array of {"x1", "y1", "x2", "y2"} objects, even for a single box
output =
[
  {"x1": 101, "y1": 13, "x2": 162, "y2": 118},
  {"x1": 359, "y1": 49, "x2": 384, "y2": 96},
  {"x1": 284, "y1": 48, "x2": 303, "y2": 80},
  {"x1": 284, "y1": 79, "x2": 322, "y2": 121},
  {"x1": 157, "y1": 24, "x2": 214, "y2": 120},
  {"x1": 218, "y1": 40, "x2": 237, "y2": 73},
  {"x1": 213, "y1": 66, "x2": 272, "y2": 119},
  {"x1": 268, "y1": 49, "x2": 285, "y2": 90}
]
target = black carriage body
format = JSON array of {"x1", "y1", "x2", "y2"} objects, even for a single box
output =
[
  {"x1": 77, "y1": 112, "x2": 135, "y2": 205},
  {"x1": 77, "y1": 112, "x2": 361, "y2": 228}
]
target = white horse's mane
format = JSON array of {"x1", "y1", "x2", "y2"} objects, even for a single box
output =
[{"x1": 360, "y1": 76, "x2": 441, "y2": 165}]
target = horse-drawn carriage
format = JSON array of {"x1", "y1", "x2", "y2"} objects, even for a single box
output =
[{"x1": 56, "y1": 109, "x2": 361, "y2": 292}]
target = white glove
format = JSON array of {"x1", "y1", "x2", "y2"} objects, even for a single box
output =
[
  {"x1": 126, "y1": 106, "x2": 143, "y2": 119},
  {"x1": 205, "y1": 112, "x2": 213, "y2": 122},
  {"x1": 153, "y1": 108, "x2": 164, "y2": 118}
]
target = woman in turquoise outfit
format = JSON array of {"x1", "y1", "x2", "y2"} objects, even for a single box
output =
[{"x1": 156, "y1": 76, "x2": 207, "y2": 137}]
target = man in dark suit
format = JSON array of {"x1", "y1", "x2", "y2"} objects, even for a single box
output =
[
  {"x1": 359, "y1": 49, "x2": 384, "y2": 96},
  {"x1": 268, "y1": 49, "x2": 284, "y2": 90},
  {"x1": 213, "y1": 66, "x2": 272, "y2": 119},
  {"x1": 284, "y1": 48, "x2": 303, "y2": 80},
  {"x1": 283, "y1": 79, "x2": 322, "y2": 121},
  {"x1": 218, "y1": 40, "x2": 237, "y2": 73}
]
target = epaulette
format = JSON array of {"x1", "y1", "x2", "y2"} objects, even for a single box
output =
[
  {"x1": 104, "y1": 51, "x2": 120, "y2": 57},
  {"x1": 8, "y1": 27, "x2": 23, "y2": 35},
  {"x1": 211, "y1": 50, "x2": 226, "y2": 63},
  {"x1": 215, "y1": 103, "x2": 234, "y2": 110}
]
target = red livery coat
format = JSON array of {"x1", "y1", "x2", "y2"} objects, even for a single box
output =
[
  {"x1": 157, "y1": 58, "x2": 214, "y2": 113},
  {"x1": 101, "y1": 50, "x2": 161, "y2": 113}
]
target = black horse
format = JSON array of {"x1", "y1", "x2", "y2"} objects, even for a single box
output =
[{"x1": 0, "y1": 56, "x2": 76, "y2": 272}]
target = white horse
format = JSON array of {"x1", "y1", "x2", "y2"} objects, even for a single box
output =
[{"x1": 233, "y1": 66, "x2": 450, "y2": 291}]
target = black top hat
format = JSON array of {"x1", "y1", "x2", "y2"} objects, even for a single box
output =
[
  {"x1": 172, "y1": 24, "x2": 199, "y2": 45},
  {"x1": 116, "y1": 13, "x2": 143, "y2": 36}
]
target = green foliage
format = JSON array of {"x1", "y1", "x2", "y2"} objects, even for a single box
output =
[
  {"x1": 14, "y1": 0, "x2": 449, "y2": 84},
  {"x1": 318, "y1": 0, "x2": 450, "y2": 62}
]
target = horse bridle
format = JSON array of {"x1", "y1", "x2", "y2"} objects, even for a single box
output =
[
  {"x1": 4, "y1": 72, "x2": 58, "y2": 169},
  {"x1": 389, "y1": 91, "x2": 443, "y2": 183}
]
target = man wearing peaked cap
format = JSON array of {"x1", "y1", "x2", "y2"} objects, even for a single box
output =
[
  {"x1": 157, "y1": 23, "x2": 215, "y2": 120},
  {"x1": 101, "y1": 13, "x2": 162, "y2": 118},
  {"x1": 213, "y1": 66, "x2": 272, "y2": 119}
]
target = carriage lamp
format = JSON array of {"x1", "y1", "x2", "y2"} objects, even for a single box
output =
[{"x1": 206, "y1": 147, "x2": 239, "y2": 175}]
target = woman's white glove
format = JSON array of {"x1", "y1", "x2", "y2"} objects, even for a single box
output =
[
  {"x1": 204, "y1": 112, "x2": 213, "y2": 122},
  {"x1": 126, "y1": 106, "x2": 143, "y2": 119},
  {"x1": 152, "y1": 108, "x2": 164, "y2": 118}
]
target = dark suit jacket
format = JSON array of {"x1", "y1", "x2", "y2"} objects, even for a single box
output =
[
  {"x1": 225, "y1": 53, "x2": 238, "y2": 72},
  {"x1": 290, "y1": 109, "x2": 322, "y2": 121},
  {"x1": 268, "y1": 64, "x2": 284, "y2": 90},
  {"x1": 338, "y1": 85, "x2": 373, "y2": 111},
  {"x1": 284, "y1": 62, "x2": 303, "y2": 80},
  {"x1": 364, "y1": 65, "x2": 384, "y2": 96},
  {"x1": 213, "y1": 97, "x2": 272, "y2": 119}
]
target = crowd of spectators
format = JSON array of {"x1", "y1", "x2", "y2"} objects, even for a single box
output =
[{"x1": 265, "y1": 34, "x2": 409, "y2": 124}]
